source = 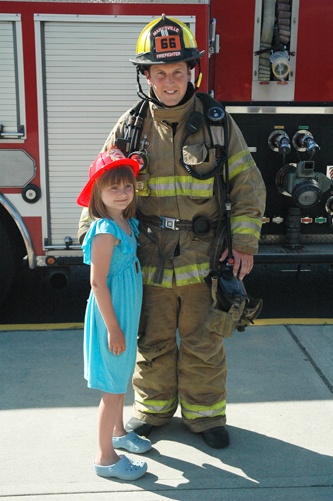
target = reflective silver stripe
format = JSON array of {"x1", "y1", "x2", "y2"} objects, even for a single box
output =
[
  {"x1": 141, "y1": 267, "x2": 173, "y2": 288},
  {"x1": 229, "y1": 151, "x2": 256, "y2": 179},
  {"x1": 176, "y1": 263, "x2": 209, "y2": 284},
  {"x1": 231, "y1": 216, "x2": 262, "y2": 238},
  {"x1": 142, "y1": 262, "x2": 210, "y2": 288},
  {"x1": 180, "y1": 397, "x2": 226, "y2": 420},
  {"x1": 149, "y1": 175, "x2": 214, "y2": 197},
  {"x1": 135, "y1": 396, "x2": 178, "y2": 415}
]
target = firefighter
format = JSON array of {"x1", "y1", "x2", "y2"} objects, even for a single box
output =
[{"x1": 79, "y1": 14, "x2": 266, "y2": 448}]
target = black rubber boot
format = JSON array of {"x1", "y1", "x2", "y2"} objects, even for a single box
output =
[
  {"x1": 125, "y1": 417, "x2": 154, "y2": 437},
  {"x1": 202, "y1": 426, "x2": 230, "y2": 449}
]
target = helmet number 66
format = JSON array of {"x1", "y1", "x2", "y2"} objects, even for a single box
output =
[{"x1": 156, "y1": 36, "x2": 181, "y2": 52}]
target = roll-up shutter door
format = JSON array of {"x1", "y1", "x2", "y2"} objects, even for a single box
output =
[{"x1": 37, "y1": 17, "x2": 149, "y2": 247}]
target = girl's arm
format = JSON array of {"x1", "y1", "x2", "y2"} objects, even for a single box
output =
[{"x1": 90, "y1": 233, "x2": 125, "y2": 355}]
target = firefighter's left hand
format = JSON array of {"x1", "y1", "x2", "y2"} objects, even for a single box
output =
[{"x1": 220, "y1": 249, "x2": 253, "y2": 280}]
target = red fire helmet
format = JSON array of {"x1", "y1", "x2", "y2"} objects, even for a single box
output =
[{"x1": 77, "y1": 149, "x2": 140, "y2": 207}]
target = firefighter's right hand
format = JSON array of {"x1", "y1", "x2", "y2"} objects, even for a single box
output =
[{"x1": 219, "y1": 248, "x2": 253, "y2": 280}]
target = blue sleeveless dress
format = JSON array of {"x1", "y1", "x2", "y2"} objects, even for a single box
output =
[{"x1": 82, "y1": 218, "x2": 142, "y2": 393}]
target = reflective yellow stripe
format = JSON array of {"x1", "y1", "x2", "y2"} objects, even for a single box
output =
[
  {"x1": 149, "y1": 175, "x2": 214, "y2": 197},
  {"x1": 141, "y1": 267, "x2": 173, "y2": 287},
  {"x1": 229, "y1": 150, "x2": 256, "y2": 180},
  {"x1": 231, "y1": 215, "x2": 262, "y2": 239},
  {"x1": 141, "y1": 262, "x2": 210, "y2": 287},
  {"x1": 135, "y1": 395, "x2": 178, "y2": 414},
  {"x1": 180, "y1": 397, "x2": 226, "y2": 420},
  {"x1": 176, "y1": 262, "x2": 209, "y2": 286}
]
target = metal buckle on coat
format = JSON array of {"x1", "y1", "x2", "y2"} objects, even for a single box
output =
[{"x1": 160, "y1": 216, "x2": 180, "y2": 230}]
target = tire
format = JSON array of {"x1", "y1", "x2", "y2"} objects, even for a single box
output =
[{"x1": 0, "y1": 220, "x2": 17, "y2": 306}]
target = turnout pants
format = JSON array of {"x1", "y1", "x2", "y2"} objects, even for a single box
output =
[{"x1": 132, "y1": 282, "x2": 228, "y2": 433}]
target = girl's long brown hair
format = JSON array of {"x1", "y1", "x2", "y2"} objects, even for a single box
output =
[{"x1": 89, "y1": 165, "x2": 137, "y2": 220}]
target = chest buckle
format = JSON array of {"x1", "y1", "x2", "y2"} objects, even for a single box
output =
[{"x1": 160, "y1": 216, "x2": 180, "y2": 231}]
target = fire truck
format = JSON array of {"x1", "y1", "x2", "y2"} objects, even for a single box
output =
[{"x1": 1, "y1": 0, "x2": 333, "y2": 305}]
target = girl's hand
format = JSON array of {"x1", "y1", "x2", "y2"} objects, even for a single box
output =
[{"x1": 108, "y1": 328, "x2": 126, "y2": 355}]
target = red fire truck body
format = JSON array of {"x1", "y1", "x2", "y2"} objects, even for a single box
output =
[{"x1": 1, "y1": 0, "x2": 333, "y2": 304}]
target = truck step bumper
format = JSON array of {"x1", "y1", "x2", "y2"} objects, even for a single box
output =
[{"x1": 256, "y1": 244, "x2": 333, "y2": 265}]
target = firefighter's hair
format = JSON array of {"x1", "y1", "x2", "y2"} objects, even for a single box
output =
[{"x1": 89, "y1": 166, "x2": 137, "y2": 221}]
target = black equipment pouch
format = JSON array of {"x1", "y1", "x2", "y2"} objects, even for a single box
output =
[
  {"x1": 204, "y1": 262, "x2": 263, "y2": 337},
  {"x1": 217, "y1": 261, "x2": 248, "y2": 307}
]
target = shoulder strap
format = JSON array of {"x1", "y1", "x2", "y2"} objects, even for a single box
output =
[
  {"x1": 196, "y1": 93, "x2": 234, "y2": 268},
  {"x1": 115, "y1": 98, "x2": 148, "y2": 156},
  {"x1": 196, "y1": 92, "x2": 226, "y2": 147}
]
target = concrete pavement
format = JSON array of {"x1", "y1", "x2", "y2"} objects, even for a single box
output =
[{"x1": 1, "y1": 322, "x2": 333, "y2": 500}]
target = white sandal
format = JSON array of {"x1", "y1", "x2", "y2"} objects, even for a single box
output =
[{"x1": 94, "y1": 454, "x2": 147, "y2": 480}]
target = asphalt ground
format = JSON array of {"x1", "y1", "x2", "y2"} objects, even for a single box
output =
[{"x1": 1, "y1": 321, "x2": 333, "y2": 500}]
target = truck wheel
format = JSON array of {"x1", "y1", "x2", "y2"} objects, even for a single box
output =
[{"x1": 0, "y1": 220, "x2": 17, "y2": 306}]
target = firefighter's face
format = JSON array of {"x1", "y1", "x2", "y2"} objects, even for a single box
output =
[{"x1": 144, "y1": 62, "x2": 191, "y2": 107}]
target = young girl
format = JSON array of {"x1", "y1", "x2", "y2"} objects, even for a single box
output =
[{"x1": 77, "y1": 149, "x2": 151, "y2": 481}]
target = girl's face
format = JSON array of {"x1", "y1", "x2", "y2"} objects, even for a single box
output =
[
  {"x1": 145, "y1": 62, "x2": 191, "y2": 107},
  {"x1": 100, "y1": 181, "x2": 134, "y2": 216}
]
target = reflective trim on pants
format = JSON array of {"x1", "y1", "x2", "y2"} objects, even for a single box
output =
[
  {"x1": 134, "y1": 395, "x2": 178, "y2": 416},
  {"x1": 180, "y1": 397, "x2": 226, "y2": 420},
  {"x1": 132, "y1": 282, "x2": 228, "y2": 432}
]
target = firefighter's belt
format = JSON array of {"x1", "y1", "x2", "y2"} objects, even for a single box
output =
[{"x1": 139, "y1": 214, "x2": 218, "y2": 234}]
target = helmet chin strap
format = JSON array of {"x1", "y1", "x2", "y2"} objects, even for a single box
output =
[
  {"x1": 194, "y1": 60, "x2": 202, "y2": 91},
  {"x1": 136, "y1": 67, "x2": 164, "y2": 107}
]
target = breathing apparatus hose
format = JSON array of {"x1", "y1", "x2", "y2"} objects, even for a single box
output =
[
  {"x1": 180, "y1": 109, "x2": 227, "y2": 181},
  {"x1": 129, "y1": 99, "x2": 149, "y2": 153},
  {"x1": 221, "y1": 118, "x2": 233, "y2": 263},
  {"x1": 180, "y1": 152, "x2": 226, "y2": 181}
]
